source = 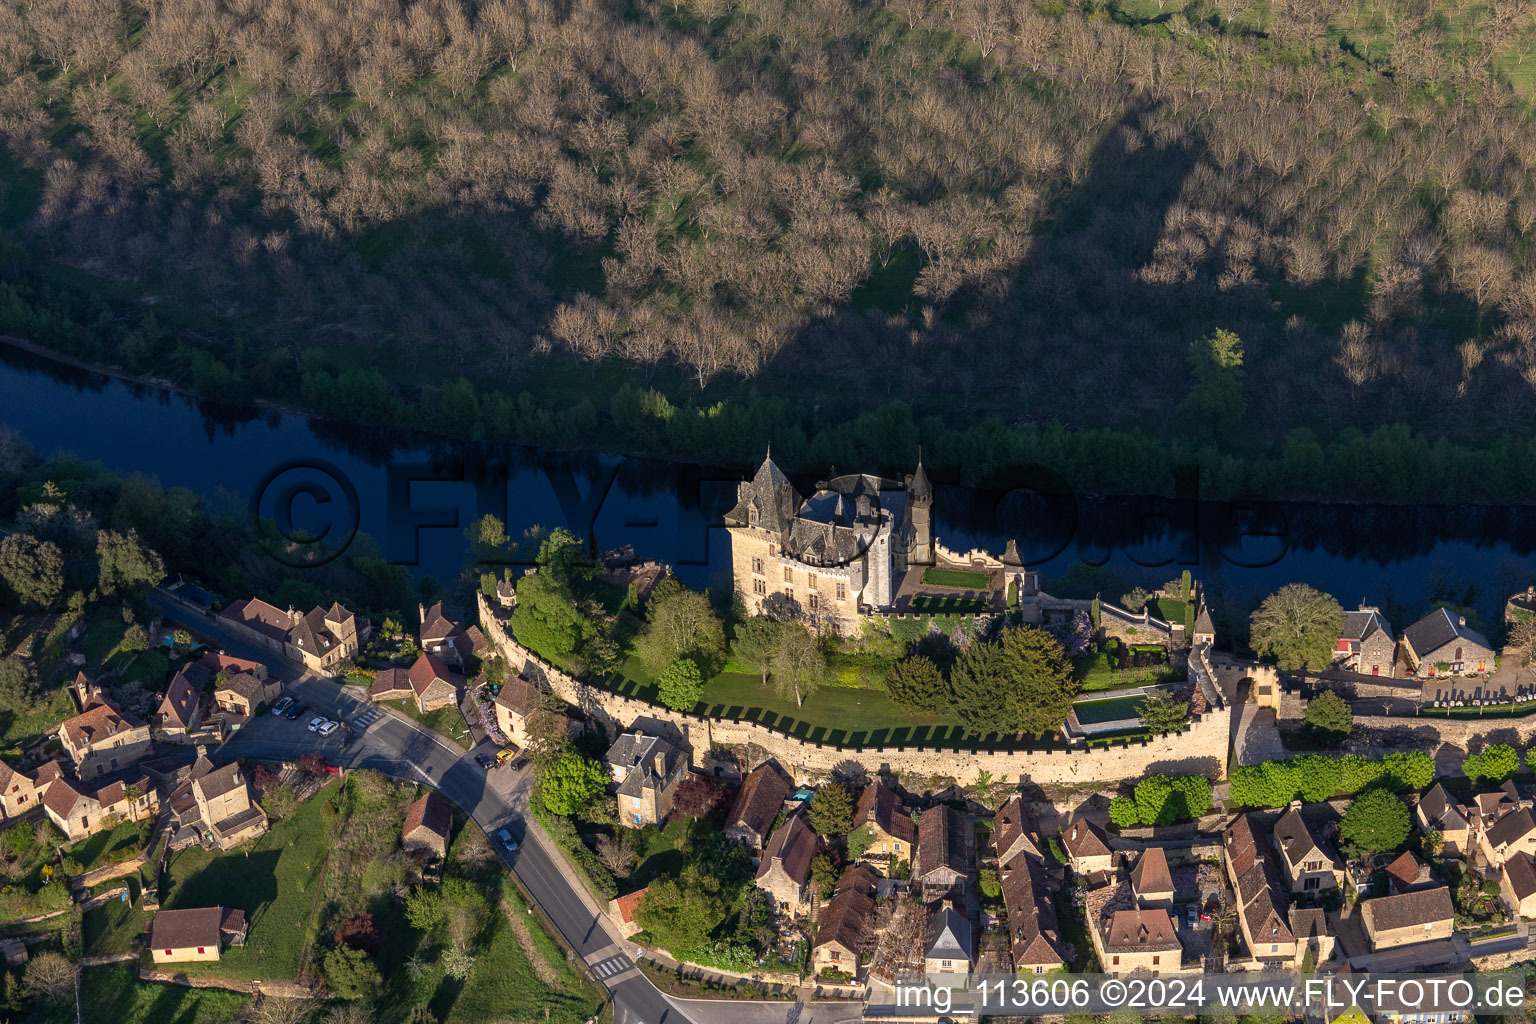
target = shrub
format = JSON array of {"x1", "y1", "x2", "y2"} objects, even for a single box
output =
[{"x1": 1108, "y1": 796, "x2": 1140, "y2": 827}]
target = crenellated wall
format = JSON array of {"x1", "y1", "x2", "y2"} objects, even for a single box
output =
[{"x1": 478, "y1": 596, "x2": 1232, "y2": 787}]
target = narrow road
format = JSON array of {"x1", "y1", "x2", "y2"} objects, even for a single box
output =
[{"x1": 153, "y1": 593, "x2": 864, "y2": 1024}]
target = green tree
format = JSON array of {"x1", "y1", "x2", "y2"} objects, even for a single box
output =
[
  {"x1": 0, "y1": 534, "x2": 64, "y2": 609},
  {"x1": 1303, "y1": 691, "x2": 1353, "y2": 745},
  {"x1": 321, "y1": 945, "x2": 382, "y2": 999},
  {"x1": 634, "y1": 579, "x2": 726, "y2": 673},
  {"x1": 846, "y1": 824, "x2": 876, "y2": 860},
  {"x1": 769, "y1": 621, "x2": 826, "y2": 708},
  {"x1": 732, "y1": 615, "x2": 782, "y2": 687},
  {"x1": 806, "y1": 782, "x2": 854, "y2": 838},
  {"x1": 539, "y1": 750, "x2": 607, "y2": 817},
  {"x1": 1463, "y1": 744, "x2": 1520, "y2": 784},
  {"x1": 1249, "y1": 583, "x2": 1344, "y2": 671},
  {"x1": 946, "y1": 626, "x2": 1076, "y2": 734},
  {"x1": 978, "y1": 867, "x2": 1001, "y2": 898},
  {"x1": 656, "y1": 658, "x2": 705, "y2": 711},
  {"x1": 95, "y1": 528, "x2": 165, "y2": 594},
  {"x1": 536, "y1": 527, "x2": 595, "y2": 587},
  {"x1": 510, "y1": 572, "x2": 593, "y2": 661},
  {"x1": 1133, "y1": 774, "x2": 1212, "y2": 827},
  {"x1": 465, "y1": 514, "x2": 511, "y2": 567},
  {"x1": 810, "y1": 853, "x2": 839, "y2": 898},
  {"x1": 1137, "y1": 694, "x2": 1189, "y2": 735},
  {"x1": 0, "y1": 658, "x2": 40, "y2": 716},
  {"x1": 635, "y1": 863, "x2": 732, "y2": 953},
  {"x1": 883, "y1": 655, "x2": 948, "y2": 715},
  {"x1": 1108, "y1": 796, "x2": 1140, "y2": 827},
  {"x1": 1339, "y1": 788, "x2": 1411, "y2": 857},
  {"x1": 1180, "y1": 328, "x2": 1247, "y2": 432}
]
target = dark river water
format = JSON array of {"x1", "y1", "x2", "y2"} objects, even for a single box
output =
[{"x1": 2, "y1": 344, "x2": 1534, "y2": 630}]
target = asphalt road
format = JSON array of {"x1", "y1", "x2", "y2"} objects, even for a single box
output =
[{"x1": 153, "y1": 593, "x2": 865, "y2": 1024}]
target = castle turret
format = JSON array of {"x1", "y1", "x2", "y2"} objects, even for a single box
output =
[{"x1": 908, "y1": 451, "x2": 933, "y2": 565}]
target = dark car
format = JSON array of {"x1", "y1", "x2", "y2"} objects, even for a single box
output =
[
  {"x1": 507, "y1": 757, "x2": 528, "y2": 771},
  {"x1": 475, "y1": 754, "x2": 494, "y2": 770},
  {"x1": 285, "y1": 702, "x2": 309, "y2": 721}
]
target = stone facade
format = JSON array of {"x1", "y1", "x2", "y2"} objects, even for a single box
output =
[{"x1": 478, "y1": 595, "x2": 1232, "y2": 788}]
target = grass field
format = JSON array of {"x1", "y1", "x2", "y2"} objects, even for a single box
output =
[
  {"x1": 81, "y1": 966, "x2": 248, "y2": 1024},
  {"x1": 161, "y1": 780, "x2": 334, "y2": 981},
  {"x1": 394, "y1": 698, "x2": 471, "y2": 747},
  {"x1": 82, "y1": 881, "x2": 151, "y2": 956},
  {"x1": 66, "y1": 819, "x2": 143, "y2": 873},
  {"x1": 921, "y1": 568, "x2": 991, "y2": 590},
  {"x1": 624, "y1": 819, "x2": 690, "y2": 894}
]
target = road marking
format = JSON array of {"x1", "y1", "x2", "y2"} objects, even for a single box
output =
[
  {"x1": 352, "y1": 709, "x2": 381, "y2": 728},
  {"x1": 589, "y1": 955, "x2": 632, "y2": 978}
]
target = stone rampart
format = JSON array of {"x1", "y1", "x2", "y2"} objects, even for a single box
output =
[{"x1": 478, "y1": 596, "x2": 1231, "y2": 787}]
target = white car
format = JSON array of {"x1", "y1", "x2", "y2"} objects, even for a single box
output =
[
  {"x1": 317, "y1": 720, "x2": 339, "y2": 737},
  {"x1": 306, "y1": 716, "x2": 326, "y2": 732},
  {"x1": 270, "y1": 696, "x2": 293, "y2": 716}
]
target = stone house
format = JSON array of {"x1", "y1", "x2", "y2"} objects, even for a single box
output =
[
  {"x1": 1360, "y1": 887, "x2": 1454, "y2": 951},
  {"x1": 492, "y1": 675, "x2": 538, "y2": 746},
  {"x1": 149, "y1": 907, "x2": 247, "y2": 964},
  {"x1": 1059, "y1": 817, "x2": 1114, "y2": 877},
  {"x1": 213, "y1": 672, "x2": 282, "y2": 722},
  {"x1": 198, "y1": 652, "x2": 267, "y2": 680},
  {"x1": 725, "y1": 760, "x2": 793, "y2": 851},
  {"x1": 1402, "y1": 609, "x2": 1495, "y2": 679},
  {"x1": 993, "y1": 796, "x2": 1044, "y2": 867},
  {"x1": 402, "y1": 792, "x2": 452, "y2": 860},
  {"x1": 605, "y1": 729, "x2": 687, "y2": 829},
  {"x1": 405, "y1": 654, "x2": 460, "y2": 713},
  {"x1": 59, "y1": 675, "x2": 153, "y2": 780},
  {"x1": 1129, "y1": 847, "x2": 1175, "y2": 907},
  {"x1": 812, "y1": 868, "x2": 877, "y2": 976},
  {"x1": 1416, "y1": 784, "x2": 1473, "y2": 858},
  {"x1": 754, "y1": 814, "x2": 817, "y2": 915},
  {"x1": 724, "y1": 453, "x2": 933, "y2": 634},
  {"x1": 1273, "y1": 802, "x2": 1343, "y2": 893},
  {"x1": 1479, "y1": 807, "x2": 1536, "y2": 872},
  {"x1": 851, "y1": 781, "x2": 915, "y2": 869},
  {"x1": 1096, "y1": 904, "x2": 1181, "y2": 976},
  {"x1": 1498, "y1": 852, "x2": 1536, "y2": 919},
  {"x1": 923, "y1": 901, "x2": 973, "y2": 977},
  {"x1": 0, "y1": 760, "x2": 58, "y2": 819},
  {"x1": 217, "y1": 596, "x2": 292, "y2": 655},
  {"x1": 218, "y1": 598, "x2": 366, "y2": 675},
  {"x1": 609, "y1": 888, "x2": 648, "y2": 939},
  {"x1": 999, "y1": 851, "x2": 1067, "y2": 974},
  {"x1": 186, "y1": 762, "x2": 268, "y2": 850},
  {"x1": 915, "y1": 805, "x2": 970, "y2": 899},
  {"x1": 1383, "y1": 851, "x2": 1437, "y2": 895},
  {"x1": 419, "y1": 601, "x2": 487, "y2": 670},
  {"x1": 156, "y1": 665, "x2": 207, "y2": 737},
  {"x1": 1225, "y1": 814, "x2": 1337, "y2": 967},
  {"x1": 40, "y1": 770, "x2": 157, "y2": 842},
  {"x1": 1335, "y1": 605, "x2": 1397, "y2": 677}
]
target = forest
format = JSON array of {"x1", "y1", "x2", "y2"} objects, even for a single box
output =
[{"x1": 5, "y1": 0, "x2": 1536, "y2": 498}]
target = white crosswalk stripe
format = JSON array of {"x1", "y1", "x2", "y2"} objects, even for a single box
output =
[
  {"x1": 588, "y1": 956, "x2": 631, "y2": 978},
  {"x1": 352, "y1": 709, "x2": 382, "y2": 728}
]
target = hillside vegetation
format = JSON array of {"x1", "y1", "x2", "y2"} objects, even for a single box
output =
[{"x1": 4, "y1": 0, "x2": 1536, "y2": 494}]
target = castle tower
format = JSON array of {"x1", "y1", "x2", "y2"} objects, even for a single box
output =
[{"x1": 908, "y1": 452, "x2": 933, "y2": 565}]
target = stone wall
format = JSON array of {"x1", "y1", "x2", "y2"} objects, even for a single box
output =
[{"x1": 478, "y1": 596, "x2": 1232, "y2": 787}]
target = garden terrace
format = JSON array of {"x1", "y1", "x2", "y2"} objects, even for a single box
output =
[{"x1": 920, "y1": 568, "x2": 992, "y2": 590}]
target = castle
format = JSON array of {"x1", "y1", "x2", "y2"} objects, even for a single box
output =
[{"x1": 724, "y1": 452, "x2": 933, "y2": 634}]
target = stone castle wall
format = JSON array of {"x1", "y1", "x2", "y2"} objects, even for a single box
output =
[{"x1": 477, "y1": 595, "x2": 1232, "y2": 788}]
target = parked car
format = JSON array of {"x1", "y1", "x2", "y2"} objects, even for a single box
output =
[
  {"x1": 286, "y1": 703, "x2": 309, "y2": 721},
  {"x1": 318, "y1": 720, "x2": 339, "y2": 737},
  {"x1": 271, "y1": 696, "x2": 293, "y2": 716},
  {"x1": 475, "y1": 754, "x2": 494, "y2": 770},
  {"x1": 495, "y1": 747, "x2": 519, "y2": 766},
  {"x1": 1186, "y1": 905, "x2": 1198, "y2": 926},
  {"x1": 496, "y1": 827, "x2": 518, "y2": 852},
  {"x1": 507, "y1": 757, "x2": 528, "y2": 771},
  {"x1": 306, "y1": 716, "x2": 326, "y2": 732}
]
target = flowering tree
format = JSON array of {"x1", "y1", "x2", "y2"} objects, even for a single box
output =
[{"x1": 1048, "y1": 610, "x2": 1092, "y2": 656}]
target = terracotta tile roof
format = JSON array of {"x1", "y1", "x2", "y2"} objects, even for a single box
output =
[
  {"x1": 419, "y1": 601, "x2": 462, "y2": 642},
  {"x1": 999, "y1": 854, "x2": 1066, "y2": 968},
  {"x1": 150, "y1": 907, "x2": 222, "y2": 951},
  {"x1": 1059, "y1": 817, "x2": 1110, "y2": 861},
  {"x1": 852, "y1": 782, "x2": 915, "y2": 845},
  {"x1": 158, "y1": 670, "x2": 202, "y2": 730},
  {"x1": 834, "y1": 863, "x2": 879, "y2": 897},
  {"x1": 1225, "y1": 814, "x2": 1260, "y2": 876},
  {"x1": 756, "y1": 814, "x2": 816, "y2": 885},
  {"x1": 60, "y1": 698, "x2": 145, "y2": 750},
  {"x1": 1104, "y1": 907, "x2": 1179, "y2": 952},
  {"x1": 406, "y1": 653, "x2": 458, "y2": 699},
  {"x1": 495, "y1": 675, "x2": 537, "y2": 716},
  {"x1": 95, "y1": 773, "x2": 151, "y2": 808},
  {"x1": 402, "y1": 792, "x2": 451, "y2": 842},
  {"x1": 1130, "y1": 846, "x2": 1174, "y2": 896},
  {"x1": 199, "y1": 652, "x2": 265, "y2": 677},
  {"x1": 917, "y1": 805, "x2": 968, "y2": 881},
  {"x1": 41, "y1": 776, "x2": 92, "y2": 819},
  {"x1": 612, "y1": 887, "x2": 648, "y2": 924},
  {"x1": 1384, "y1": 850, "x2": 1428, "y2": 891},
  {"x1": 727, "y1": 760, "x2": 792, "y2": 842},
  {"x1": 1290, "y1": 906, "x2": 1330, "y2": 942},
  {"x1": 1361, "y1": 886, "x2": 1453, "y2": 933},
  {"x1": 993, "y1": 795, "x2": 1041, "y2": 865},
  {"x1": 370, "y1": 668, "x2": 412, "y2": 699},
  {"x1": 815, "y1": 886, "x2": 874, "y2": 955},
  {"x1": 215, "y1": 672, "x2": 267, "y2": 700},
  {"x1": 219, "y1": 597, "x2": 290, "y2": 643}
]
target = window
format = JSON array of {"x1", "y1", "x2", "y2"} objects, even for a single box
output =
[
  {"x1": 786, "y1": 589, "x2": 794, "y2": 603},
  {"x1": 1112, "y1": 956, "x2": 1119, "y2": 966},
  {"x1": 783, "y1": 568, "x2": 793, "y2": 583},
  {"x1": 164, "y1": 950, "x2": 172, "y2": 957},
  {"x1": 881, "y1": 843, "x2": 887, "y2": 853},
  {"x1": 1152, "y1": 956, "x2": 1160, "y2": 965},
  {"x1": 768, "y1": 542, "x2": 777, "y2": 556},
  {"x1": 1270, "y1": 944, "x2": 1279, "y2": 953},
  {"x1": 941, "y1": 960, "x2": 952, "y2": 969},
  {"x1": 752, "y1": 557, "x2": 763, "y2": 574},
  {"x1": 748, "y1": 507, "x2": 759, "y2": 526},
  {"x1": 197, "y1": 947, "x2": 205, "y2": 955},
  {"x1": 1035, "y1": 966, "x2": 1044, "y2": 975},
  {"x1": 808, "y1": 574, "x2": 818, "y2": 590},
  {"x1": 809, "y1": 593, "x2": 820, "y2": 611},
  {"x1": 830, "y1": 951, "x2": 840, "y2": 962},
  {"x1": 894, "y1": 842, "x2": 901, "y2": 852},
  {"x1": 753, "y1": 579, "x2": 766, "y2": 595}
]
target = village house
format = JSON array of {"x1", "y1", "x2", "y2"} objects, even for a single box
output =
[
  {"x1": 1129, "y1": 847, "x2": 1175, "y2": 908},
  {"x1": 1225, "y1": 815, "x2": 1338, "y2": 968},
  {"x1": 148, "y1": 907, "x2": 247, "y2": 964},
  {"x1": 1383, "y1": 851, "x2": 1437, "y2": 895},
  {"x1": 41, "y1": 770, "x2": 158, "y2": 842},
  {"x1": 993, "y1": 795, "x2": 1044, "y2": 867},
  {"x1": 1359, "y1": 887, "x2": 1455, "y2": 952},
  {"x1": 811, "y1": 865, "x2": 878, "y2": 976},
  {"x1": 0, "y1": 760, "x2": 60, "y2": 819},
  {"x1": 168, "y1": 758, "x2": 268, "y2": 851},
  {"x1": 1402, "y1": 608, "x2": 1496, "y2": 680},
  {"x1": 1479, "y1": 807, "x2": 1536, "y2": 872},
  {"x1": 754, "y1": 814, "x2": 816, "y2": 915},
  {"x1": 724, "y1": 760, "x2": 793, "y2": 851},
  {"x1": 999, "y1": 851, "x2": 1067, "y2": 974},
  {"x1": 1087, "y1": 878, "x2": 1182, "y2": 977},
  {"x1": 851, "y1": 781, "x2": 915, "y2": 868},
  {"x1": 492, "y1": 675, "x2": 538, "y2": 746},
  {"x1": 418, "y1": 601, "x2": 487, "y2": 670},
  {"x1": 609, "y1": 887, "x2": 648, "y2": 939},
  {"x1": 1335, "y1": 605, "x2": 1397, "y2": 677},
  {"x1": 212, "y1": 671, "x2": 282, "y2": 723},
  {"x1": 915, "y1": 804, "x2": 970, "y2": 899},
  {"x1": 370, "y1": 654, "x2": 460, "y2": 714},
  {"x1": 1273, "y1": 802, "x2": 1344, "y2": 893},
  {"x1": 724, "y1": 453, "x2": 933, "y2": 634},
  {"x1": 401, "y1": 792, "x2": 452, "y2": 860},
  {"x1": 604, "y1": 728, "x2": 687, "y2": 829},
  {"x1": 1499, "y1": 851, "x2": 1536, "y2": 918},
  {"x1": 155, "y1": 665, "x2": 207, "y2": 738},
  {"x1": 1416, "y1": 784, "x2": 1473, "y2": 858},
  {"x1": 924, "y1": 901, "x2": 973, "y2": 977},
  {"x1": 1059, "y1": 816, "x2": 1114, "y2": 877},
  {"x1": 219, "y1": 598, "x2": 367, "y2": 675},
  {"x1": 199, "y1": 652, "x2": 267, "y2": 679},
  {"x1": 59, "y1": 675, "x2": 153, "y2": 779}
]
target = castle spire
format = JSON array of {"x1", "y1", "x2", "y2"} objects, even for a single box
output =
[{"x1": 910, "y1": 448, "x2": 932, "y2": 502}]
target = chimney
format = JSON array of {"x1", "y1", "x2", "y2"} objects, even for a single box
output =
[
  {"x1": 1288, "y1": 799, "x2": 1303, "y2": 811},
  {"x1": 1071, "y1": 824, "x2": 1079, "y2": 841},
  {"x1": 1459, "y1": 615, "x2": 1467, "y2": 626}
]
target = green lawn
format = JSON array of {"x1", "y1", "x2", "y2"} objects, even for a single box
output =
[
  {"x1": 82, "y1": 883, "x2": 150, "y2": 956},
  {"x1": 0, "y1": 685, "x2": 74, "y2": 749},
  {"x1": 624, "y1": 819, "x2": 690, "y2": 894},
  {"x1": 392, "y1": 698, "x2": 470, "y2": 747},
  {"x1": 1152, "y1": 598, "x2": 1188, "y2": 625},
  {"x1": 66, "y1": 819, "x2": 143, "y2": 873},
  {"x1": 921, "y1": 568, "x2": 991, "y2": 590},
  {"x1": 1071, "y1": 690, "x2": 1169, "y2": 726},
  {"x1": 606, "y1": 657, "x2": 1063, "y2": 751},
  {"x1": 78, "y1": 965, "x2": 248, "y2": 1024},
  {"x1": 161, "y1": 780, "x2": 334, "y2": 981},
  {"x1": 910, "y1": 593, "x2": 989, "y2": 614}
]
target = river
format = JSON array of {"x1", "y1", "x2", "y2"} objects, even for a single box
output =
[{"x1": 2, "y1": 343, "x2": 1533, "y2": 630}]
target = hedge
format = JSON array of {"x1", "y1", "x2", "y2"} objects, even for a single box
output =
[{"x1": 1228, "y1": 751, "x2": 1435, "y2": 808}]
